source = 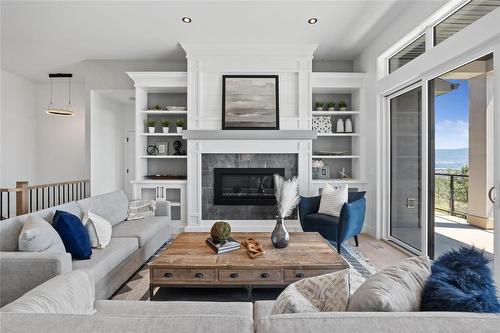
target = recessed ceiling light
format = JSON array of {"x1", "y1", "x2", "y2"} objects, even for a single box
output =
[
  {"x1": 182, "y1": 17, "x2": 192, "y2": 23},
  {"x1": 308, "y1": 18, "x2": 318, "y2": 24}
]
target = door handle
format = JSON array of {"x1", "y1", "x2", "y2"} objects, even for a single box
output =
[{"x1": 488, "y1": 187, "x2": 495, "y2": 204}]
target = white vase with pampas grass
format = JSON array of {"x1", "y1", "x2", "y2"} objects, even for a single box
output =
[{"x1": 272, "y1": 174, "x2": 300, "y2": 248}]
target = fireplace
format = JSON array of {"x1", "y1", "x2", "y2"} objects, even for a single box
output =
[{"x1": 214, "y1": 168, "x2": 285, "y2": 205}]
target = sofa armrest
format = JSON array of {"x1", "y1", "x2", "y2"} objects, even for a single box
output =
[
  {"x1": 338, "y1": 197, "x2": 366, "y2": 242},
  {"x1": 0, "y1": 251, "x2": 72, "y2": 307}
]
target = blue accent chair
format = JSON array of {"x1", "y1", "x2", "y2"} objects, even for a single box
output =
[{"x1": 298, "y1": 192, "x2": 366, "y2": 254}]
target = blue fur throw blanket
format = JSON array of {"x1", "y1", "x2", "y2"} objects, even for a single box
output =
[{"x1": 421, "y1": 246, "x2": 500, "y2": 312}]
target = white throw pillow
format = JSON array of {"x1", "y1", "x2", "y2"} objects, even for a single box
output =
[
  {"x1": 270, "y1": 269, "x2": 349, "y2": 314},
  {"x1": 318, "y1": 183, "x2": 348, "y2": 217},
  {"x1": 18, "y1": 215, "x2": 65, "y2": 253},
  {"x1": 82, "y1": 211, "x2": 112, "y2": 249}
]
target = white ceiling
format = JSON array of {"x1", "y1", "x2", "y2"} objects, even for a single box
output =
[{"x1": 2, "y1": 0, "x2": 417, "y2": 81}]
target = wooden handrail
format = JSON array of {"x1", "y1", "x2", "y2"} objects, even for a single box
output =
[{"x1": 28, "y1": 179, "x2": 90, "y2": 190}]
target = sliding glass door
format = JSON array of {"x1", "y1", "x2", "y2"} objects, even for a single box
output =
[{"x1": 389, "y1": 86, "x2": 423, "y2": 251}]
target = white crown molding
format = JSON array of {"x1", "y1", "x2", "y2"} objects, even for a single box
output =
[
  {"x1": 179, "y1": 42, "x2": 318, "y2": 58},
  {"x1": 126, "y1": 71, "x2": 187, "y2": 88}
]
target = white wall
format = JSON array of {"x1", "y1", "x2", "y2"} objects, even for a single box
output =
[
  {"x1": 0, "y1": 70, "x2": 39, "y2": 187},
  {"x1": 90, "y1": 91, "x2": 131, "y2": 196}
]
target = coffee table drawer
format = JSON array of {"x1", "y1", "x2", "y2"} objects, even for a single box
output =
[
  {"x1": 153, "y1": 269, "x2": 216, "y2": 282},
  {"x1": 219, "y1": 269, "x2": 282, "y2": 282},
  {"x1": 284, "y1": 269, "x2": 335, "y2": 282}
]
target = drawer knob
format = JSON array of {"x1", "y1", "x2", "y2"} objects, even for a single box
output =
[
  {"x1": 164, "y1": 272, "x2": 173, "y2": 278},
  {"x1": 230, "y1": 273, "x2": 239, "y2": 279},
  {"x1": 194, "y1": 272, "x2": 204, "y2": 278},
  {"x1": 260, "y1": 273, "x2": 270, "y2": 278},
  {"x1": 295, "y1": 273, "x2": 305, "y2": 278}
]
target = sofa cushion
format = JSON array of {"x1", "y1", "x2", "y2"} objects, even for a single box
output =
[
  {"x1": 347, "y1": 256, "x2": 431, "y2": 312},
  {"x1": 0, "y1": 270, "x2": 95, "y2": 315},
  {"x1": 52, "y1": 210, "x2": 92, "y2": 260},
  {"x1": 77, "y1": 191, "x2": 129, "y2": 226},
  {"x1": 318, "y1": 183, "x2": 348, "y2": 217},
  {"x1": 421, "y1": 247, "x2": 500, "y2": 313},
  {"x1": 83, "y1": 211, "x2": 112, "y2": 249},
  {"x1": 111, "y1": 216, "x2": 169, "y2": 247},
  {"x1": 304, "y1": 213, "x2": 339, "y2": 226},
  {"x1": 18, "y1": 215, "x2": 65, "y2": 254},
  {"x1": 271, "y1": 269, "x2": 349, "y2": 314},
  {"x1": 72, "y1": 237, "x2": 138, "y2": 281}
]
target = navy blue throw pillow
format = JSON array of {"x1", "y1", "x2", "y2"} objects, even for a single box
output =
[
  {"x1": 421, "y1": 246, "x2": 500, "y2": 313},
  {"x1": 52, "y1": 210, "x2": 92, "y2": 260}
]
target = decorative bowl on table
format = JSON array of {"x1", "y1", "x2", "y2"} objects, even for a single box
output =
[{"x1": 166, "y1": 106, "x2": 186, "y2": 111}]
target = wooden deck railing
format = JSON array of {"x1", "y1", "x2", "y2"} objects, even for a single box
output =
[{"x1": 0, "y1": 179, "x2": 90, "y2": 220}]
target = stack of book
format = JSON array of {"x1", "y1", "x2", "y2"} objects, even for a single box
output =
[{"x1": 206, "y1": 237, "x2": 240, "y2": 254}]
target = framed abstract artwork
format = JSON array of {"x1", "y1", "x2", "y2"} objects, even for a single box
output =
[{"x1": 222, "y1": 75, "x2": 279, "y2": 130}]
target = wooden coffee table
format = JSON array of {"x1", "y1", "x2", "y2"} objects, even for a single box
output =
[{"x1": 149, "y1": 232, "x2": 348, "y2": 299}]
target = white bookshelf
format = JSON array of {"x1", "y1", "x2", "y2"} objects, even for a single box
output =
[{"x1": 310, "y1": 72, "x2": 366, "y2": 191}]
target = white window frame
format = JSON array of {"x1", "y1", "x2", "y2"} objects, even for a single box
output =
[{"x1": 378, "y1": 0, "x2": 472, "y2": 79}]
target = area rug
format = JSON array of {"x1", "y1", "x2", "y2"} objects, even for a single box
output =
[{"x1": 111, "y1": 238, "x2": 377, "y2": 301}]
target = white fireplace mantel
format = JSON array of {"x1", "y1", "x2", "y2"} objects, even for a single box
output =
[{"x1": 182, "y1": 130, "x2": 317, "y2": 141}]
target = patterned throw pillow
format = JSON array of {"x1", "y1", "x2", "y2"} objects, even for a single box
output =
[
  {"x1": 318, "y1": 183, "x2": 348, "y2": 217},
  {"x1": 270, "y1": 269, "x2": 349, "y2": 314},
  {"x1": 127, "y1": 200, "x2": 156, "y2": 220}
]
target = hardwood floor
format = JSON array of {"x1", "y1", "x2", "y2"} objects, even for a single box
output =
[{"x1": 356, "y1": 234, "x2": 410, "y2": 271}]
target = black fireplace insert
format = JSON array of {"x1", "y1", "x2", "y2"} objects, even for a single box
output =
[{"x1": 214, "y1": 168, "x2": 285, "y2": 205}]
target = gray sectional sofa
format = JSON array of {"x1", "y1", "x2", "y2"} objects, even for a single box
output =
[
  {"x1": 1, "y1": 270, "x2": 498, "y2": 333},
  {"x1": 0, "y1": 190, "x2": 170, "y2": 306}
]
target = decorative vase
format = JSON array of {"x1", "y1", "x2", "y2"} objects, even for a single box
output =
[
  {"x1": 345, "y1": 119, "x2": 353, "y2": 133},
  {"x1": 316, "y1": 107, "x2": 323, "y2": 111},
  {"x1": 336, "y1": 119, "x2": 345, "y2": 133},
  {"x1": 271, "y1": 216, "x2": 289, "y2": 248},
  {"x1": 163, "y1": 127, "x2": 169, "y2": 134},
  {"x1": 328, "y1": 107, "x2": 335, "y2": 111},
  {"x1": 148, "y1": 127, "x2": 155, "y2": 134},
  {"x1": 176, "y1": 127, "x2": 183, "y2": 134},
  {"x1": 340, "y1": 107, "x2": 347, "y2": 111}
]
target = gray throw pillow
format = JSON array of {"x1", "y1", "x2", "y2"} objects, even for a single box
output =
[
  {"x1": 271, "y1": 269, "x2": 349, "y2": 314},
  {"x1": 347, "y1": 256, "x2": 431, "y2": 312},
  {"x1": 18, "y1": 215, "x2": 66, "y2": 253}
]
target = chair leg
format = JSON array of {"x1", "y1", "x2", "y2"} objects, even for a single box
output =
[
  {"x1": 354, "y1": 235, "x2": 359, "y2": 247},
  {"x1": 337, "y1": 242, "x2": 341, "y2": 254}
]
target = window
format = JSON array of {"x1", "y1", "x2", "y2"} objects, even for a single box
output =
[
  {"x1": 434, "y1": 0, "x2": 500, "y2": 45},
  {"x1": 388, "y1": 34, "x2": 426, "y2": 73}
]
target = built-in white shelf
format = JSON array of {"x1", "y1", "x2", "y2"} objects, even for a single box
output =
[
  {"x1": 141, "y1": 110, "x2": 188, "y2": 115},
  {"x1": 312, "y1": 111, "x2": 360, "y2": 116},
  {"x1": 317, "y1": 133, "x2": 359, "y2": 137},
  {"x1": 139, "y1": 133, "x2": 183, "y2": 137},
  {"x1": 312, "y1": 155, "x2": 360, "y2": 159},
  {"x1": 182, "y1": 130, "x2": 317, "y2": 140},
  {"x1": 131, "y1": 179, "x2": 187, "y2": 184},
  {"x1": 139, "y1": 155, "x2": 187, "y2": 159}
]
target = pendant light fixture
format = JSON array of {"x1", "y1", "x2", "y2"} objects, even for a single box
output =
[{"x1": 46, "y1": 73, "x2": 74, "y2": 116}]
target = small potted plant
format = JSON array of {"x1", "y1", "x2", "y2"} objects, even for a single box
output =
[
  {"x1": 338, "y1": 100, "x2": 348, "y2": 111},
  {"x1": 175, "y1": 118, "x2": 185, "y2": 134},
  {"x1": 315, "y1": 101, "x2": 324, "y2": 111},
  {"x1": 327, "y1": 101, "x2": 335, "y2": 111},
  {"x1": 161, "y1": 119, "x2": 170, "y2": 133},
  {"x1": 153, "y1": 104, "x2": 162, "y2": 110},
  {"x1": 146, "y1": 119, "x2": 156, "y2": 134}
]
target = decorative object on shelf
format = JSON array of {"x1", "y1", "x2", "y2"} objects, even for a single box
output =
[
  {"x1": 166, "y1": 106, "x2": 186, "y2": 111},
  {"x1": 327, "y1": 101, "x2": 336, "y2": 111},
  {"x1": 210, "y1": 221, "x2": 232, "y2": 243},
  {"x1": 345, "y1": 118, "x2": 353, "y2": 133},
  {"x1": 312, "y1": 116, "x2": 332, "y2": 133},
  {"x1": 338, "y1": 100, "x2": 348, "y2": 111},
  {"x1": 161, "y1": 119, "x2": 170, "y2": 133},
  {"x1": 339, "y1": 168, "x2": 351, "y2": 179},
  {"x1": 222, "y1": 75, "x2": 279, "y2": 130},
  {"x1": 46, "y1": 73, "x2": 74, "y2": 116},
  {"x1": 312, "y1": 159, "x2": 325, "y2": 179},
  {"x1": 315, "y1": 101, "x2": 324, "y2": 111},
  {"x1": 146, "y1": 119, "x2": 156, "y2": 134},
  {"x1": 272, "y1": 174, "x2": 300, "y2": 248},
  {"x1": 241, "y1": 238, "x2": 265, "y2": 258},
  {"x1": 157, "y1": 142, "x2": 168, "y2": 155},
  {"x1": 153, "y1": 104, "x2": 162, "y2": 110},
  {"x1": 146, "y1": 144, "x2": 159, "y2": 156},
  {"x1": 173, "y1": 140, "x2": 185, "y2": 155},
  {"x1": 175, "y1": 118, "x2": 184, "y2": 134},
  {"x1": 336, "y1": 119, "x2": 345, "y2": 133},
  {"x1": 318, "y1": 165, "x2": 331, "y2": 179}
]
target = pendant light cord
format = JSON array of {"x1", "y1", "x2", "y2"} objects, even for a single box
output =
[
  {"x1": 49, "y1": 78, "x2": 53, "y2": 105},
  {"x1": 68, "y1": 77, "x2": 71, "y2": 106}
]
